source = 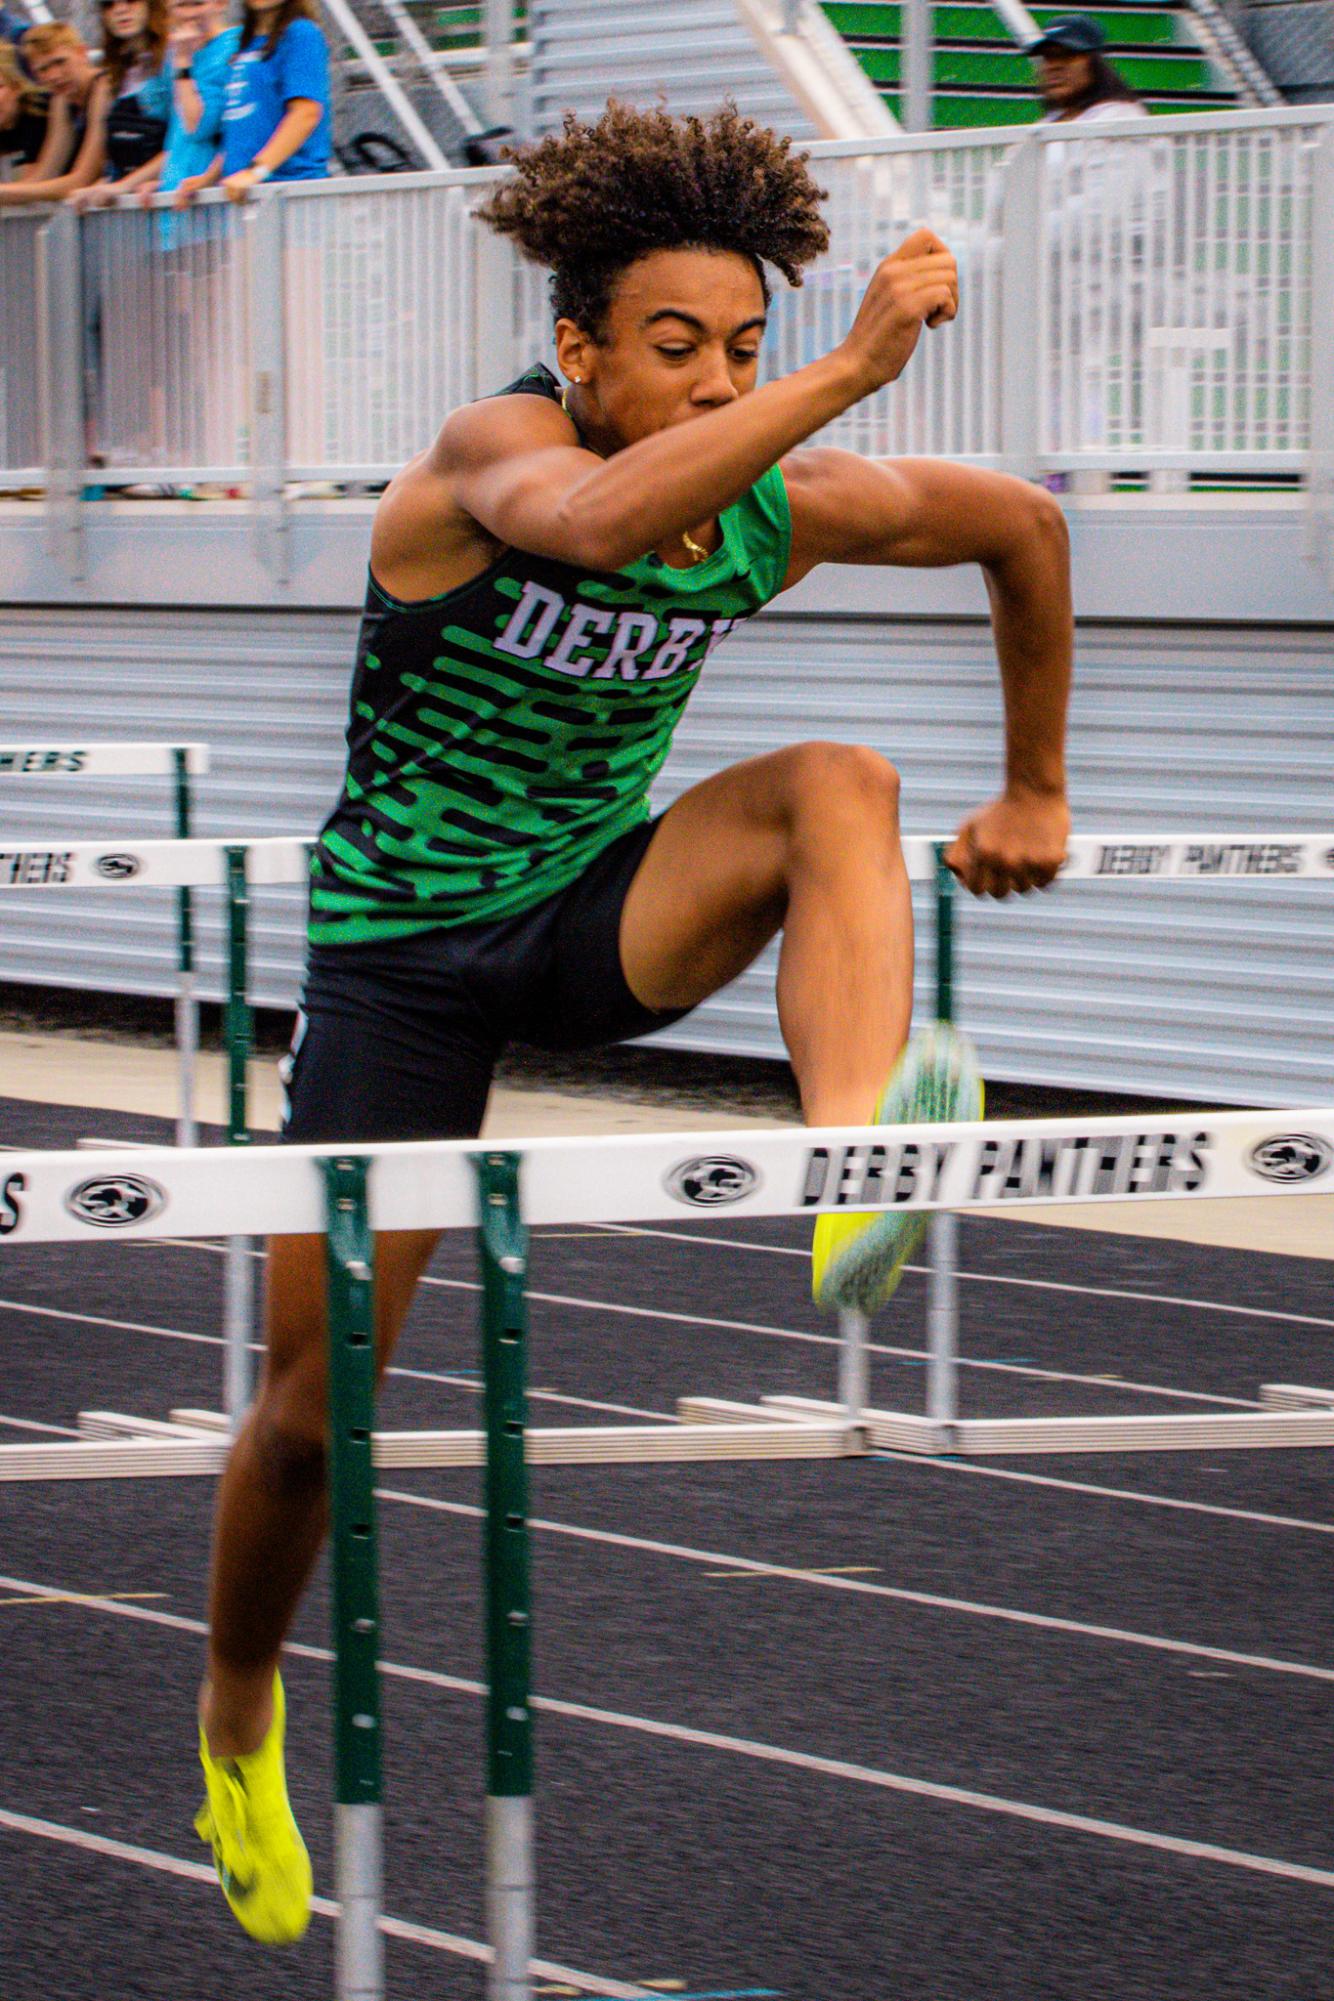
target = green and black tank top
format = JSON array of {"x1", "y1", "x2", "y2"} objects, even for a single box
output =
[{"x1": 309, "y1": 364, "x2": 792, "y2": 944}]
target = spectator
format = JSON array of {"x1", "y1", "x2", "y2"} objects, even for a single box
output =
[
  {"x1": 170, "y1": 0, "x2": 331, "y2": 471},
  {"x1": 0, "y1": 21, "x2": 103, "y2": 204},
  {"x1": 133, "y1": 0, "x2": 247, "y2": 481},
  {"x1": 0, "y1": 6, "x2": 29, "y2": 47},
  {"x1": 1026, "y1": 18, "x2": 1153, "y2": 479},
  {"x1": 68, "y1": 0, "x2": 173, "y2": 211},
  {"x1": 0, "y1": 41, "x2": 62, "y2": 181},
  {"x1": 116, "y1": 0, "x2": 240, "y2": 205},
  {"x1": 1025, "y1": 16, "x2": 1150, "y2": 125},
  {"x1": 175, "y1": 0, "x2": 329, "y2": 202},
  {"x1": 222, "y1": 0, "x2": 329, "y2": 193}
]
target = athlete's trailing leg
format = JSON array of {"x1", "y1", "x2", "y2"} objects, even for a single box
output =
[{"x1": 196, "y1": 1227, "x2": 438, "y2": 1941}]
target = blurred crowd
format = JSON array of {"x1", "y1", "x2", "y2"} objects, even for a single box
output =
[
  {"x1": 0, "y1": 6, "x2": 1151, "y2": 214},
  {"x1": 0, "y1": 9, "x2": 1202, "y2": 496},
  {"x1": 0, "y1": 0, "x2": 331, "y2": 210}
]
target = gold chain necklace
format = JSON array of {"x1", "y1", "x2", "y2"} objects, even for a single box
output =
[{"x1": 562, "y1": 385, "x2": 711, "y2": 565}]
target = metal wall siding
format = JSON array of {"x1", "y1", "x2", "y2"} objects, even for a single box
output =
[
  {"x1": 0, "y1": 606, "x2": 1331, "y2": 1105},
  {"x1": 0, "y1": 611, "x2": 350, "y2": 1020},
  {"x1": 529, "y1": 0, "x2": 817, "y2": 136},
  {"x1": 648, "y1": 617, "x2": 1334, "y2": 1100}
]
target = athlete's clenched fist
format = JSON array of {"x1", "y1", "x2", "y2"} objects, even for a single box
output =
[{"x1": 839, "y1": 229, "x2": 959, "y2": 394}]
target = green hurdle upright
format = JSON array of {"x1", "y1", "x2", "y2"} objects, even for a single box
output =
[
  {"x1": 172, "y1": 748, "x2": 198, "y2": 1147},
  {"x1": 317, "y1": 1150, "x2": 536, "y2": 2001},
  {"x1": 927, "y1": 846, "x2": 961, "y2": 1436},
  {"x1": 475, "y1": 1151, "x2": 536, "y2": 2001},
  {"x1": 323, "y1": 1154, "x2": 385, "y2": 2001},
  {"x1": 836, "y1": 847, "x2": 962, "y2": 1433},
  {"x1": 222, "y1": 846, "x2": 255, "y2": 1425}
]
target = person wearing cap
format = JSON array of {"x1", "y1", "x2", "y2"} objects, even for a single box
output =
[
  {"x1": 1026, "y1": 15, "x2": 1149, "y2": 123},
  {"x1": 1025, "y1": 17, "x2": 1153, "y2": 481}
]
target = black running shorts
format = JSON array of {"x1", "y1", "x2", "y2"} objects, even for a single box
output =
[{"x1": 282, "y1": 815, "x2": 687, "y2": 1144}]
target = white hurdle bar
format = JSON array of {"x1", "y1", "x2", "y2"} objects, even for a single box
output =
[
  {"x1": 0, "y1": 743, "x2": 212, "y2": 1146},
  {"x1": 0, "y1": 833, "x2": 309, "y2": 1427},
  {"x1": 0, "y1": 743, "x2": 209, "y2": 780},
  {"x1": 0, "y1": 825, "x2": 1330, "y2": 1453},
  {"x1": 0, "y1": 1104, "x2": 1331, "y2": 1470},
  {"x1": 1, "y1": 832, "x2": 1333, "y2": 891}
]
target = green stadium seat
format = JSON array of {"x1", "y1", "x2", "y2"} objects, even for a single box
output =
[{"x1": 821, "y1": 0, "x2": 1242, "y2": 124}]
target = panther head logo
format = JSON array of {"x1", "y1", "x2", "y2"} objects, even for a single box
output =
[{"x1": 665, "y1": 1155, "x2": 761, "y2": 1207}]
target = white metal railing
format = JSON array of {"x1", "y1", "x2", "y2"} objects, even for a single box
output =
[
  {"x1": 80, "y1": 200, "x2": 251, "y2": 482},
  {"x1": 1034, "y1": 108, "x2": 1322, "y2": 469},
  {"x1": 0, "y1": 209, "x2": 45, "y2": 482},
  {"x1": 1, "y1": 104, "x2": 1332, "y2": 536},
  {"x1": 780, "y1": 135, "x2": 1013, "y2": 460}
]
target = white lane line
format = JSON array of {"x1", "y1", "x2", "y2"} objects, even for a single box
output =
[
  {"x1": 3, "y1": 1578, "x2": 1332, "y2": 1898},
  {"x1": 526, "y1": 1699, "x2": 1334, "y2": 1894},
  {"x1": 0, "y1": 1589, "x2": 165, "y2": 1609},
  {"x1": 376, "y1": 1491, "x2": 1334, "y2": 1687},
  {"x1": 141, "y1": 1236, "x2": 1275, "y2": 1411},
  {"x1": 0, "y1": 1807, "x2": 652, "y2": 1998},
  {"x1": 390, "y1": 1364, "x2": 667, "y2": 1426},
  {"x1": 417, "y1": 1275, "x2": 1263, "y2": 1412},
  {"x1": 0, "y1": 1296, "x2": 224, "y2": 1349},
  {"x1": 3, "y1": 1389, "x2": 1325, "y2": 1674},
  {"x1": 134, "y1": 1235, "x2": 1276, "y2": 1412},
  {"x1": 592, "y1": 1224, "x2": 1334, "y2": 1334},
  {"x1": 2, "y1": 1295, "x2": 1331, "y2": 1543},
  {"x1": 0, "y1": 1296, "x2": 666, "y2": 1427},
  {"x1": 875, "y1": 1453, "x2": 1334, "y2": 1537},
  {"x1": 704, "y1": 1565, "x2": 881, "y2": 1581}
]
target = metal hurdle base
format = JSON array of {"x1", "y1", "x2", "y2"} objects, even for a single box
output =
[
  {"x1": 679, "y1": 1392, "x2": 1334, "y2": 1455},
  {"x1": 2, "y1": 1382, "x2": 1330, "y2": 1480},
  {"x1": 0, "y1": 1406, "x2": 869, "y2": 1482}
]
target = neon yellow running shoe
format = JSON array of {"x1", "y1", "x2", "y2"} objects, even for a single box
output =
[
  {"x1": 812, "y1": 1022, "x2": 983, "y2": 1316},
  {"x1": 195, "y1": 1672, "x2": 312, "y2": 1945}
]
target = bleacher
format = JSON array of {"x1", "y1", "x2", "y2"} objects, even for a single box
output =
[
  {"x1": 338, "y1": 0, "x2": 1242, "y2": 148},
  {"x1": 363, "y1": 0, "x2": 527, "y2": 62},
  {"x1": 822, "y1": 0, "x2": 1240, "y2": 124}
]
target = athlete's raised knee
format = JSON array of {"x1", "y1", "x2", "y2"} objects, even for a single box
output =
[{"x1": 781, "y1": 740, "x2": 901, "y2": 836}]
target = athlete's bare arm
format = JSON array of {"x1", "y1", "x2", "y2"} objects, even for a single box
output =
[
  {"x1": 781, "y1": 449, "x2": 1073, "y2": 897},
  {"x1": 371, "y1": 229, "x2": 958, "y2": 603}
]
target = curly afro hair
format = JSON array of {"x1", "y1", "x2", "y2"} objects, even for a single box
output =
[{"x1": 477, "y1": 100, "x2": 830, "y2": 337}]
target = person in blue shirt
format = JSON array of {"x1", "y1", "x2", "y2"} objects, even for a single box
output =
[
  {"x1": 107, "y1": 0, "x2": 239, "y2": 205},
  {"x1": 176, "y1": 0, "x2": 328, "y2": 199}
]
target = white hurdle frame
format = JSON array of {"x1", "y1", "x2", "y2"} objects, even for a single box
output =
[
  {"x1": 0, "y1": 826, "x2": 1331, "y2": 1452},
  {"x1": 0, "y1": 832, "x2": 308, "y2": 1425},
  {"x1": 0, "y1": 743, "x2": 210, "y2": 1145},
  {"x1": 0, "y1": 1114, "x2": 1329, "y2": 2001},
  {"x1": 0, "y1": 1104, "x2": 1330, "y2": 1476}
]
